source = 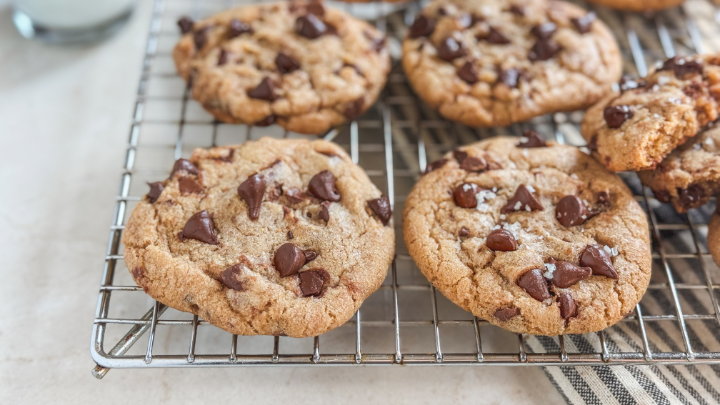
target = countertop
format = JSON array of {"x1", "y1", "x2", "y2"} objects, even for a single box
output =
[{"x1": 0, "y1": 1, "x2": 564, "y2": 403}]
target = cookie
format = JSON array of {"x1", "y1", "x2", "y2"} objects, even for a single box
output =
[
  {"x1": 403, "y1": 135, "x2": 651, "y2": 335},
  {"x1": 581, "y1": 54, "x2": 720, "y2": 172},
  {"x1": 638, "y1": 125, "x2": 720, "y2": 212},
  {"x1": 173, "y1": 1, "x2": 391, "y2": 135},
  {"x1": 401, "y1": 0, "x2": 622, "y2": 128},
  {"x1": 586, "y1": 0, "x2": 684, "y2": 11},
  {"x1": 122, "y1": 137, "x2": 395, "y2": 338},
  {"x1": 709, "y1": 212, "x2": 720, "y2": 268}
]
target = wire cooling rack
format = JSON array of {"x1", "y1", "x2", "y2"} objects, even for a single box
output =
[{"x1": 91, "y1": 0, "x2": 720, "y2": 378}]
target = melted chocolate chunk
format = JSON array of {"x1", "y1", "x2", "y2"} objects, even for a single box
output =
[
  {"x1": 604, "y1": 105, "x2": 633, "y2": 128},
  {"x1": 424, "y1": 159, "x2": 448, "y2": 174},
  {"x1": 438, "y1": 37, "x2": 466, "y2": 61},
  {"x1": 220, "y1": 264, "x2": 244, "y2": 291},
  {"x1": 486, "y1": 229, "x2": 518, "y2": 251},
  {"x1": 555, "y1": 195, "x2": 590, "y2": 227},
  {"x1": 460, "y1": 156, "x2": 488, "y2": 172},
  {"x1": 274, "y1": 243, "x2": 306, "y2": 277},
  {"x1": 499, "y1": 68, "x2": 520, "y2": 88},
  {"x1": 304, "y1": 250, "x2": 317, "y2": 261},
  {"x1": 179, "y1": 177, "x2": 204, "y2": 195},
  {"x1": 147, "y1": 182, "x2": 164, "y2": 203},
  {"x1": 485, "y1": 27, "x2": 511, "y2": 44},
  {"x1": 218, "y1": 49, "x2": 229, "y2": 66},
  {"x1": 276, "y1": 52, "x2": 300, "y2": 74},
  {"x1": 178, "y1": 17, "x2": 194, "y2": 34},
  {"x1": 457, "y1": 61, "x2": 479, "y2": 84},
  {"x1": 470, "y1": 14, "x2": 485, "y2": 26},
  {"x1": 194, "y1": 28, "x2": 208, "y2": 49},
  {"x1": 247, "y1": 77, "x2": 278, "y2": 101},
  {"x1": 368, "y1": 195, "x2": 392, "y2": 226},
  {"x1": 287, "y1": 231, "x2": 294, "y2": 239},
  {"x1": 299, "y1": 269, "x2": 328, "y2": 296},
  {"x1": 517, "y1": 269, "x2": 550, "y2": 301},
  {"x1": 571, "y1": 12, "x2": 595, "y2": 34},
  {"x1": 178, "y1": 210, "x2": 218, "y2": 245},
  {"x1": 306, "y1": 1, "x2": 325, "y2": 16},
  {"x1": 494, "y1": 307, "x2": 520, "y2": 321},
  {"x1": 509, "y1": 5, "x2": 525, "y2": 16},
  {"x1": 237, "y1": 173, "x2": 266, "y2": 220},
  {"x1": 660, "y1": 56, "x2": 703, "y2": 79},
  {"x1": 453, "y1": 150, "x2": 468, "y2": 163},
  {"x1": 255, "y1": 115, "x2": 276, "y2": 127},
  {"x1": 296, "y1": 14, "x2": 327, "y2": 39},
  {"x1": 501, "y1": 185, "x2": 543, "y2": 213},
  {"x1": 308, "y1": 170, "x2": 340, "y2": 202},
  {"x1": 319, "y1": 201, "x2": 331, "y2": 223},
  {"x1": 171, "y1": 158, "x2": 199, "y2": 177},
  {"x1": 550, "y1": 260, "x2": 592, "y2": 288},
  {"x1": 558, "y1": 292, "x2": 577, "y2": 320},
  {"x1": 453, "y1": 183, "x2": 481, "y2": 208},
  {"x1": 679, "y1": 184, "x2": 704, "y2": 208},
  {"x1": 528, "y1": 39, "x2": 560, "y2": 61},
  {"x1": 286, "y1": 187, "x2": 308, "y2": 204},
  {"x1": 531, "y1": 22, "x2": 557, "y2": 40},
  {"x1": 579, "y1": 245, "x2": 618, "y2": 279},
  {"x1": 518, "y1": 130, "x2": 546, "y2": 148},
  {"x1": 344, "y1": 97, "x2": 365, "y2": 119},
  {"x1": 458, "y1": 227, "x2": 470, "y2": 237},
  {"x1": 587, "y1": 136, "x2": 598, "y2": 152},
  {"x1": 409, "y1": 15, "x2": 435, "y2": 38},
  {"x1": 228, "y1": 19, "x2": 253, "y2": 38},
  {"x1": 653, "y1": 189, "x2": 671, "y2": 203}
]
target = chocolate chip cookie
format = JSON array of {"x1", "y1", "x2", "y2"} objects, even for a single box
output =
[
  {"x1": 401, "y1": 0, "x2": 622, "y2": 128},
  {"x1": 709, "y1": 212, "x2": 720, "y2": 267},
  {"x1": 586, "y1": 0, "x2": 684, "y2": 11},
  {"x1": 638, "y1": 125, "x2": 720, "y2": 212},
  {"x1": 581, "y1": 54, "x2": 720, "y2": 172},
  {"x1": 403, "y1": 135, "x2": 651, "y2": 335},
  {"x1": 122, "y1": 137, "x2": 395, "y2": 337},
  {"x1": 173, "y1": 1, "x2": 390, "y2": 135}
]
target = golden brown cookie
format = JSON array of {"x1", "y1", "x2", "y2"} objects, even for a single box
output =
[
  {"x1": 401, "y1": 0, "x2": 622, "y2": 127},
  {"x1": 123, "y1": 137, "x2": 395, "y2": 337},
  {"x1": 173, "y1": 1, "x2": 390, "y2": 135},
  {"x1": 403, "y1": 135, "x2": 651, "y2": 335},
  {"x1": 586, "y1": 0, "x2": 684, "y2": 11},
  {"x1": 709, "y1": 212, "x2": 720, "y2": 267}
]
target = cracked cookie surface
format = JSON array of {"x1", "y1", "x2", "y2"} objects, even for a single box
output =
[
  {"x1": 638, "y1": 125, "x2": 720, "y2": 212},
  {"x1": 581, "y1": 54, "x2": 720, "y2": 172},
  {"x1": 586, "y1": 0, "x2": 684, "y2": 11},
  {"x1": 122, "y1": 137, "x2": 395, "y2": 337},
  {"x1": 403, "y1": 136, "x2": 651, "y2": 335},
  {"x1": 401, "y1": 0, "x2": 621, "y2": 128},
  {"x1": 173, "y1": 1, "x2": 390, "y2": 135}
]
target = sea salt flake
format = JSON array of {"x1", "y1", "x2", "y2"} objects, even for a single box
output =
[
  {"x1": 603, "y1": 245, "x2": 612, "y2": 254},
  {"x1": 514, "y1": 201, "x2": 522, "y2": 210},
  {"x1": 694, "y1": 143, "x2": 702, "y2": 150},
  {"x1": 657, "y1": 75, "x2": 670, "y2": 86},
  {"x1": 463, "y1": 183, "x2": 473, "y2": 191},
  {"x1": 493, "y1": 225, "x2": 501, "y2": 230},
  {"x1": 611, "y1": 247, "x2": 619, "y2": 256},
  {"x1": 526, "y1": 185, "x2": 536, "y2": 193},
  {"x1": 500, "y1": 214, "x2": 506, "y2": 220},
  {"x1": 570, "y1": 174, "x2": 579, "y2": 179},
  {"x1": 478, "y1": 203, "x2": 490, "y2": 212},
  {"x1": 525, "y1": 205, "x2": 531, "y2": 211},
  {"x1": 652, "y1": 84, "x2": 660, "y2": 92},
  {"x1": 492, "y1": 187, "x2": 498, "y2": 192},
  {"x1": 705, "y1": 137, "x2": 715, "y2": 147},
  {"x1": 669, "y1": 97, "x2": 682, "y2": 104},
  {"x1": 581, "y1": 215, "x2": 587, "y2": 220},
  {"x1": 653, "y1": 113, "x2": 661, "y2": 119},
  {"x1": 520, "y1": 136, "x2": 528, "y2": 143},
  {"x1": 522, "y1": 149, "x2": 529, "y2": 157},
  {"x1": 476, "y1": 190, "x2": 497, "y2": 204}
]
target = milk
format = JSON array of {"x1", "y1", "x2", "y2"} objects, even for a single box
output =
[{"x1": 13, "y1": 0, "x2": 137, "y2": 29}]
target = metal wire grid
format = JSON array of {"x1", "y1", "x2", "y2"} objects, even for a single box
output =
[{"x1": 91, "y1": 0, "x2": 720, "y2": 378}]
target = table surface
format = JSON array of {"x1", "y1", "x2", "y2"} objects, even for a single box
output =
[{"x1": 0, "y1": 0, "x2": 565, "y2": 403}]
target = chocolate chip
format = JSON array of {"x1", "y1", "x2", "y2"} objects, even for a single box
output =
[
  {"x1": 409, "y1": 15, "x2": 435, "y2": 38},
  {"x1": 453, "y1": 183, "x2": 480, "y2": 208},
  {"x1": 308, "y1": 170, "x2": 340, "y2": 202},
  {"x1": 218, "y1": 49, "x2": 229, "y2": 66},
  {"x1": 132, "y1": 266, "x2": 145, "y2": 280},
  {"x1": 276, "y1": 52, "x2": 300, "y2": 74},
  {"x1": 494, "y1": 307, "x2": 520, "y2": 321},
  {"x1": 220, "y1": 264, "x2": 244, "y2": 291},
  {"x1": 453, "y1": 150, "x2": 468, "y2": 163},
  {"x1": 485, "y1": 27, "x2": 511, "y2": 44},
  {"x1": 517, "y1": 268, "x2": 550, "y2": 301},
  {"x1": 470, "y1": 14, "x2": 485, "y2": 26},
  {"x1": 170, "y1": 158, "x2": 199, "y2": 177},
  {"x1": 558, "y1": 292, "x2": 577, "y2": 320},
  {"x1": 683, "y1": 82, "x2": 703, "y2": 99},
  {"x1": 319, "y1": 201, "x2": 331, "y2": 223},
  {"x1": 296, "y1": 14, "x2": 327, "y2": 39},
  {"x1": 619, "y1": 75, "x2": 645, "y2": 93},
  {"x1": 424, "y1": 159, "x2": 448, "y2": 174},
  {"x1": 550, "y1": 260, "x2": 592, "y2": 288},
  {"x1": 274, "y1": 243, "x2": 307, "y2": 277},
  {"x1": 179, "y1": 177, "x2": 204, "y2": 195},
  {"x1": 518, "y1": 130, "x2": 546, "y2": 148},
  {"x1": 528, "y1": 39, "x2": 560, "y2": 61},
  {"x1": 344, "y1": 97, "x2": 365, "y2": 119},
  {"x1": 457, "y1": 61, "x2": 479, "y2": 84},
  {"x1": 604, "y1": 105, "x2": 633, "y2": 128},
  {"x1": 660, "y1": 56, "x2": 703, "y2": 79},
  {"x1": 228, "y1": 19, "x2": 253, "y2": 38},
  {"x1": 237, "y1": 173, "x2": 266, "y2": 220},
  {"x1": 587, "y1": 136, "x2": 598, "y2": 152},
  {"x1": 679, "y1": 184, "x2": 704, "y2": 209},
  {"x1": 509, "y1": 5, "x2": 525, "y2": 16},
  {"x1": 531, "y1": 23, "x2": 557, "y2": 40},
  {"x1": 653, "y1": 189, "x2": 671, "y2": 203},
  {"x1": 499, "y1": 68, "x2": 520, "y2": 88},
  {"x1": 438, "y1": 37, "x2": 466, "y2": 61},
  {"x1": 287, "y1": 231, "x2": 294, "y2": 239},
  {"x1": 555, "y1": 195, "x2": 589, "y2": 227},
  {"x1": 307, "y1": 212, "x2": 312, "y2": 218},
  {"x1": 216, "y1": 149, "x2": 234, "y2": 163},
  {"x1": 461, "y1": 157, "x2": 488, "y2": 172},
  {"x1": 571, "y1": 12, "x2": 595, "y2": 34},
  {"x1": 458, "y1": 227, "x2": 470, "y2": 237},
  {"x1": 306, "y1": 1, "x2": 325, "y2": 16},
  {"x1": 286, "y1": 187, "x2": 308, "y2": 204},
  {"x1": 368, "y1": 195, "x2": 392, "y2": 226},
  {"x1": 178, "y1": 210, "x2": 218, "y2": 245},
  {"x1": 248, "y1": 78, "x2": 278, "y2": 101},
  {"x1": 299, "y1": 269, "x2": 328, "y2": 296},
  {"x1": 194, "y1": 28, "x2": 207, "y2": 49},
  {"x1": 255, "y1": 115, "x2": 276, "y2": 127},
  {"x1": 147, "y1": 182, "x2": 164, "y2": 203},
  {"x1": 304, "y1": 250, "x2": 317, "y2": 261},
  {"x1": 501, "y1": 185, "x2": 543, "y2": 213},
  {"x1": 178, "y1": 17, "x2": 194, "y2": 34},
  {"x1": 486, "y1": 229, "x2": 518, "y2": 251},
  {"x1": 579, "y1": 245, "x2": 618, "y2": 279}
]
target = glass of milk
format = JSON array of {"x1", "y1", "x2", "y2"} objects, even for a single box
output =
[{"x1": 12, "y1": 0, "x2": 137, "y2": 43}]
